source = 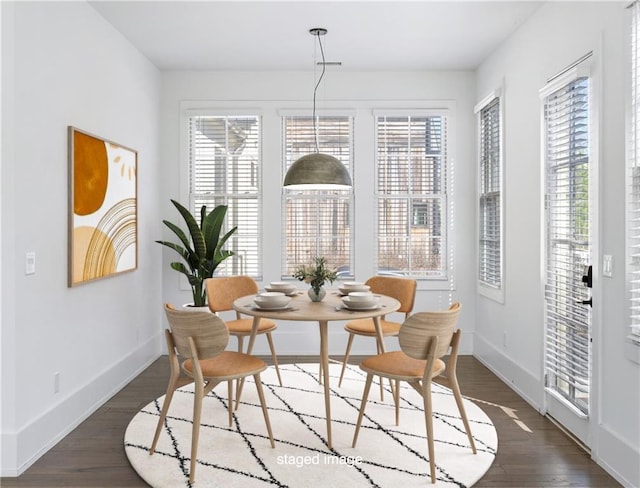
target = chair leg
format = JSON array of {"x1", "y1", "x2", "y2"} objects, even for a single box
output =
[
  {"x1": 376, "y1": 341, "x2": 385, "y2": 401},
  {"x1": 394, "y1": 379, "x2": 400, "y2": 426},
  {"x1": 422, "y1": 379, "x2": 436, "y2": 484},
  {"x1": 150, "y1": 360, "x2": 180, "y2": 454},
  {"x1": 189, "y1": 378, "x2": 204, "y2": 483},
  {"x1": 227, "y1": 380, "x2": 234, "y2": 427},
  {"x1": 233, "y1": 336, "x2": 245, "y2": 411},
  {"x1": 338, "y1": 333, "x2": 355, "y2": 387},
  {"x1": 352, "y1": 373, "x2": 375, "y2": 447},
  {"x1": 450, "y1": 373, "x2": 477, "y2": 454},
  {"x1": 266, "y1": 332, "x2": 283, "y2": 386},
  {"x1": 253, "y1": 373, "x2": 275, "y2": 448}
]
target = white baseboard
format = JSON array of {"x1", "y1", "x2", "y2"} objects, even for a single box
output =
[
  {"x1": 594, "y1": 423, "x2": 640, "y2": 488},
  {"x1": 474, "y1": 334, "x2": 640, "y2": 487},
  {"x1": 473, "y1": 333, "x2": 544, "y2": 412},
  {"x1": 0, "y1": 333, "x2": 162, "y2": 477}
]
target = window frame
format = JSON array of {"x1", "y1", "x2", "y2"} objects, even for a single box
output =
[
  {"x1": 475, "y1": 88, "x2": 505, "y2": 303},
  {"x1": 280, "y1": 109, "x2": 355, "y2": 280},
  {"x1": 540, "y1": 64, "x2": 593, "y2": 416},
  {"x1": 181, "y1": 106, "x2": 264, "y2": 280},
  {"x1": 373, "y1": 108, "x2": 454, "y2": 287},
  {"x1": 628, "y1": 2, "x2": 640, "y2": 346}
]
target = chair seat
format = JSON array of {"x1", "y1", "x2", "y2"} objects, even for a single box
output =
[
  {"x1": 360, "y1": 350, "x2": 445, "y2": 381},
  {"x1": 227, "y1": 318, "x2": 277, "y2": 335},
  {"x1": 183, "y1": 351, "x2": 267, "y2": 380},
  {"x1": 344, "y1": 318, "x2": 401, "y2": 336}
]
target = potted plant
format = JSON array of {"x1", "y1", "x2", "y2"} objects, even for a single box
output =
[
  {"x1": 293, "y1": 256, "x2": 338, "y2": 302},
  {"x1": 156, "y1": 199, "x2": 237, "y2": 307}
]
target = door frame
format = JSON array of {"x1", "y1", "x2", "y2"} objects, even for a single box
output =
[{"x1": 539, "y1": 50, "x2": 601, "y2": 450}]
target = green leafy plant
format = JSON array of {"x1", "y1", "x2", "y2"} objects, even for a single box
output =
[
  {"x1": 293, "y1": 256, "x2": 338, "y2": 294},
  {"x1": 156, "y1": 199, "x2": 237, "y2": 307}
]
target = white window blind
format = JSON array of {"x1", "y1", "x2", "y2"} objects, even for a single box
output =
[
  {"x1": 477, "y1": 97, "x2": 503, "y2": 291},
  {"x1": 543, "y1": 75, "x2": 591, "y2": 414},
  {"x1": 188, "y1": 115, "x2": 261, "y2": 277},
  {"x1": 629, "y1": 2, "x2": 640, "y2": 341},
  {"x1": 282, "y1": 115, "x2": 354, "y2": 278},
  {"x1": 375, "y1": 114, "x2": 448, "y2": 278}
]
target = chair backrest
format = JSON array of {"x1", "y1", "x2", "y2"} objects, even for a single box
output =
[
  {"x1": 205, "y1": 276, "x2": 259, "y2": 313},
  {"x1": 164, "y1": 303, "x2": 229, "y2": 359},
  {"x1": 398, "y1": 302, "x2": 461, "y2": 361},
  {"x1": 366, "y1": 276, "x2": 417, "y2": 315}
]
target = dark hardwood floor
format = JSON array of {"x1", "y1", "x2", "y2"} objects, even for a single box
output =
[{"x1": 1, "y1": 355, "x2": 620, "y2": 487}]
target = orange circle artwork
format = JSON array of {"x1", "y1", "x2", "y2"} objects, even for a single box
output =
[
  {"x1": 74, "y1": 132, "x2": 108, "y2": 216},
  {"x1": 73, "y1": 226, "x2": 117, "y2": 283}
]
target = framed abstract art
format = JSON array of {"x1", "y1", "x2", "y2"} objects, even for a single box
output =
[{"x1": 68, "y1": 127, "x2": 138, "y2": 286}]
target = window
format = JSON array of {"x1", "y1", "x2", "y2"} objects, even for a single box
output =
[
  {"x1": 475, "y1": 92, "x2": 503, "y2": 300},
  {"x1": 188, "y1": 115, "x2": 261, "y2": 277},
  {"x1": 282, "y1": 114, "x2": 354, "y2": 278},
  {"x1": 375, "y1": 113, "x2": 448, "y2": 279},
  {"x1": 542, "y1": 72, "x2": 591, "y2": 414},
  {"x1": 629, "y1": 2, "x2": 640, "y2": 343}
]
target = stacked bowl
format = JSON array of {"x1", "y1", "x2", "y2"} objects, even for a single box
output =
[
  {"x1": 264, "y1": 281, "x2": 298, "y2": 296},
  {"x1": 338, "y1": 281, "x2": 371, "y2": 295},
  {"x1": 341, "y1": 291, "x2": 380, "y2": 310},
  {"x1": 254, "y1": 291, "x2": 291, "y2": 310}
]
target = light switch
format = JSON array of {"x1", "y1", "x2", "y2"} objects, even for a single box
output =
[
  {"x1": 603, "y1": 254, "x2": 613, "y2": 278},
  {"x1": 25, "y1": 252, "x2": 35, "y2": 275}
]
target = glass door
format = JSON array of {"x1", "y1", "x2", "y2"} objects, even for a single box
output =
[{"x1": 543, "y1": 74, "x2": 592, "y2": 446}]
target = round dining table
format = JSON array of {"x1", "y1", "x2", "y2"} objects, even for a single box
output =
[{"x1": 233, "y1": 289, "x2": 400, "y2": 448}]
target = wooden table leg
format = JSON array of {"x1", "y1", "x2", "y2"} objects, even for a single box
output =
[
  {"x1": 372, "y1": 316, "x2": 385, "y2": 352},
  {"x1": 235, "y1": 316, "x2": 262, "y2": 410},
  {"x1": 319, "y1": 320, "x2": 332, "y2": 448}
]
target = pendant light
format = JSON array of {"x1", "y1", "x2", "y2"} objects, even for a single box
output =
[{"x1": 283, "y1": 28, "x2": 352, "y2": 190}]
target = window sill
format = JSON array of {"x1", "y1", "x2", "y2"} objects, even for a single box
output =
[{"x1": 477, "y1": 282, "x2": 505, "y2": 304}]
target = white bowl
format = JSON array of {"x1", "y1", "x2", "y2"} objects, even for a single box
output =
[
  {"x1": 342, "y1": 295, "x2": 380, "y2": 309},
  {"x1": 254, "y1": 293, "x2": 291, "y2": 309},
  {"x1": 258, "y1": 291, "x2": 286, "y2": 298},
  {"x1": 342, "y1": 281, "x2": 365, "y2": 289},
  {"x1": 265, "y1": 282, "x2": 297, "y2": 295},
  {"x1": 347, "y1": 291, "x2": 375, "y2": 303},
  {"x1": 270, "y1": 281, "x2": 293, "y2": 290},
  {"x1": 338, "y1": 284, "x2": 370, "y2": 295}
]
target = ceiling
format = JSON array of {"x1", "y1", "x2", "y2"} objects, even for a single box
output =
[{"x1": 89, "y1": 1, "x2": 543, "y2": 72}]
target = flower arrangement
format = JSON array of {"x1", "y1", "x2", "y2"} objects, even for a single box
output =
[{"x1": 293, "y1": 257, "x2": 338, "y2": 295}]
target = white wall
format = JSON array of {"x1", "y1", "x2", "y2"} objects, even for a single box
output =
[
  {"x1": 160, "y1": 70, "x2": 478, "y2": 357},
  {"x1": 0, "y1": 1, "x2": 163, "y2": 475},
  {"x1": 475, "y1": 2, "x2": 639, "y2": 486}
]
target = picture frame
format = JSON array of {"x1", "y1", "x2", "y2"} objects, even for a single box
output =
[{"x1": 68, "y1": 127, "x2": 138, "y2": 286}]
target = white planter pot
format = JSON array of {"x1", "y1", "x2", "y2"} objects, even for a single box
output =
[{"x1": 181, "y1": 303, "x2": 211, "y2": 313}]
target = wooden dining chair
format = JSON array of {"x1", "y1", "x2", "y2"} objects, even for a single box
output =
[
  {"x1": 205, "y1": 276, "x2": 283, "y2": 387},
  {"x1": 351, "y1": 302, "x2": 476, "y2": 484},
  {"x1": 338, "y1": 276, "x2": 417, "y2": 398},
  {"x1": 150, "y1": 304, "x2": 275, "y2": 484}
]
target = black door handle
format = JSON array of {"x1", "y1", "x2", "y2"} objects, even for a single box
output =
[{"x1": 578, "y1": 298, "x2": 592, "y2": 307}]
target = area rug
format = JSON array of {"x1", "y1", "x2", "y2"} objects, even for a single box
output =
[{"x1": 125, "y1": 363, "x2": 497, "y2": 487}]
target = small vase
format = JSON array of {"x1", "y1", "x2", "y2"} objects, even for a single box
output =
[{"x1": 308, "y1": 287, "x2": 326, "y2": 302}]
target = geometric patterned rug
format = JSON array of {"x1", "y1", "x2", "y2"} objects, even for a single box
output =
[{"x1": 124, "y1": 363, "x2": 497, "y2": 487}]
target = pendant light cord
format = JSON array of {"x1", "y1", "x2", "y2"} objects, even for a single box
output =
[{"x1": 312, "y1": 30, "x2": 327, "y2": 154}]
